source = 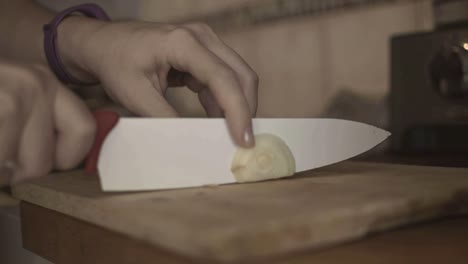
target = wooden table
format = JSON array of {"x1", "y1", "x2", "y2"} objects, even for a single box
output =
[
  {"x1": 20, "y1": 204, "x2": 468, "y2": 264},
  {"x1": 12, "y1": 162, "x2": 468, "y2": 264}
]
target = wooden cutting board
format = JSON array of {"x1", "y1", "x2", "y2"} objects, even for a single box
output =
[{"x1": 12, "y1": 162, "x2": 468, "y2": 262}]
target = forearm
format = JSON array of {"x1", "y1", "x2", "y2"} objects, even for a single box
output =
[
  {"x1": 0, "y1": 0, "x2": 106, "y2": 81},
  {"x1": 0, "y1": 0, "x2": 53, "y2": 63}
]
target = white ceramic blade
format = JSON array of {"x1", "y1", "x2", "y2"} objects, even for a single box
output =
[{"x1": 98, "y1": 118, "x2": 390, "y2": 191}]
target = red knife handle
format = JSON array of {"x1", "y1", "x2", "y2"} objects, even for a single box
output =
[{"x1": 84, "y1": 110, "x2": 119, "y2": 174}]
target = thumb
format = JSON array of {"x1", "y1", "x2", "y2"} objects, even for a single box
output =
[{"x1": 54, "y1": 86, "x2": 96, "y2": 170}]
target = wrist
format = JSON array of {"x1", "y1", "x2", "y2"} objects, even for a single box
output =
[
  {"x1": 56, "y1": 15, "x2": 108, "y2": 84},
  {"x1": 43, "y1": 3, "x2": 111, "y2": 86}
]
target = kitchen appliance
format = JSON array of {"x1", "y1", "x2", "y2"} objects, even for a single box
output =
[{"x1": 389, "y1": 0, "x2": 468, "y2": 155}]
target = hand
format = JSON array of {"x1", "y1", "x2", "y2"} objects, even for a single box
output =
[
  {"x1": 58, "y1": 19, "x2": 258, "y2": 148},
  {"x1": 0, "y1": 61, "x2": 95, "y2": 184}
]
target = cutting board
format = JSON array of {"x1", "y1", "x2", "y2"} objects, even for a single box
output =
[{"x1": 12, "y1": 162, "x2": 468, "y2": 262}]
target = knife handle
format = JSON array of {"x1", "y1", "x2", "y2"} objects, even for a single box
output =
[{"x1": 84, "y1": 110, "x2": 119, "y2": 174}]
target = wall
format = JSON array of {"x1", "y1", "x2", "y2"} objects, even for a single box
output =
[
  {"x1": 149, "y1": 0, "x2": 434, "y2": 129},
  {"x1": 36, "y1": 0, "x2": 140, "y2": 19},
  {"x1": 140, "y1": 0, "x2": 251, "y2": 22}
]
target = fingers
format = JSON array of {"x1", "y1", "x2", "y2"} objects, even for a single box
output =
[
  {"x1": 165, "y1": 28, "x2": 254, "y2": 147},
  {"x1": 179, "y1": 73, "x2": 224, "y2": 117},
  {"x1": 166, "y1": 70, "x2": 224, "y2": 117},
  {"x1": 183, "y1": 23, "x2": 258, "y2": 116},
  {"x1": 54, "y1": 86, "x2": 96, "y2": 170},
  {"x1": 198, "y1": 88, "x2": 224, "y2": 117},
  {"x1": 0, "y1": 62, "x2": 58, "y2": 183},
  {"x1": 0, "y1": 90, "x2": 22, "y2": 165},
  {"x1": 0, "y1": 62, "x2": 97, "y2": 183},
  {"x1": 0, "y1": 90, "x2": 23, "y2": 185},
  {"x1": 14, "y1": 86, "x2": 55, "y2": 183},
  {"x1": 109, "y1": 73, "x2": 178, "y2": 118}
]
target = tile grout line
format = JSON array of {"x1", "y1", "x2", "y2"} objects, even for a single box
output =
[{"x1": 176, "y1": 0, "x2": 429, "y2": 32}]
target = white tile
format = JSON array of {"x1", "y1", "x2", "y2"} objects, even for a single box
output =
[
  {"x1": 222, "y1": 17, "x2": 327, "y2": 117},
  {"x1": 218, "y1": 1, "x2": 435, "y2": 118},
  {"x1": 36, "y1": 0, "x2": 141, "y2": 19},
  {"x1": 139, "y1": 0, "x2": 252, "y2": 22},
  {"x1": 326, "y1": 1, "x2": 432, "y2": 100}
]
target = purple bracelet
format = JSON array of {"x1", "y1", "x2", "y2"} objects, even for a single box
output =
[{"x1": 43, "y1": 3, "x2": 111, "y2": 86}]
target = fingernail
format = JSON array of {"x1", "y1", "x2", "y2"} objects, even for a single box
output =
[{"x1": 243, "y1": 125, "x2": 255, "y2": 147}]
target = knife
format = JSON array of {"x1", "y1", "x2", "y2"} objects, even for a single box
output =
[{"x1": 85, "y1": 111, "x2": 390, "y2": 191}]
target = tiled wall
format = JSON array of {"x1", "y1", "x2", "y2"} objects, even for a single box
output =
[
  {"x1": 37, "y1": 0, "x2": 140, "y2": 19},
  {"x1": 140, "y1": 0, "x2": 251, "y2": 22},
  {"x1": 159, "y1": 0, "x2": 434, "y2": 128}
]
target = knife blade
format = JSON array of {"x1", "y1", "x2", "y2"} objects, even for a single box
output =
[{"x1": 88, "y1": 112, "x2": 390, "y2": 191}]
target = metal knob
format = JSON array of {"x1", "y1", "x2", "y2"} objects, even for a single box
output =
[{"x1": 429, "y1": 40, "x2": 468, "y2": 102}]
